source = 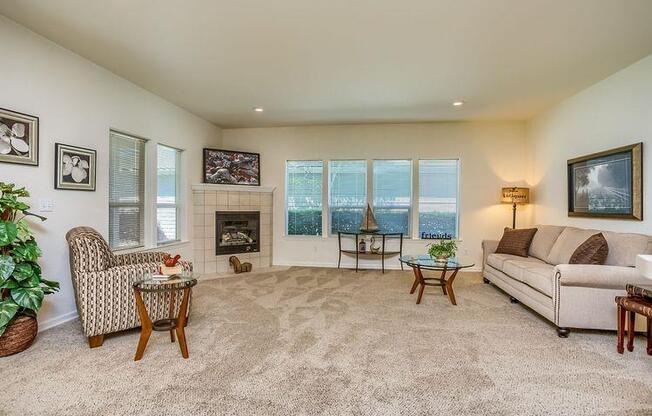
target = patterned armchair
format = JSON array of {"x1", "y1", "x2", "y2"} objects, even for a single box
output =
[{"x1": 65, "y1": 227, "x2": 192, "y2": 348}]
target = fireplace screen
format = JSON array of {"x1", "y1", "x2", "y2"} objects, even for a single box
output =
[{"x1": 215, "y1": 211, "x2": 260, "y2": 255}]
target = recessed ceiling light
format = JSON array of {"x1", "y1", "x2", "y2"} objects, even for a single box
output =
[
  {"x1": 253, "y1": 107, "x2": 264, "y2": 112},
  {"x1": 452, "y1": 101, "x2": 465, "y2": 107}
]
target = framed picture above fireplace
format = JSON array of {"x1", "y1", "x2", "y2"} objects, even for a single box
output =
[
  {"x1": 203, "y1": 148, "x2": 260, "y2": 186},
  {"x1": 567, "y1": 142, "x2": 642, "y2": 220}
]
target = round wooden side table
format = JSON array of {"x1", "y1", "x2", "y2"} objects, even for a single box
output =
[{"x1": 132, "y1": 274, "x2": 197, "y2": 361}]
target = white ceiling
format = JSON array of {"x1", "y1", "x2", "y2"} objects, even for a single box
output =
[{"x1": 2, "y1": 0, "x2": 652, "y2": 128}]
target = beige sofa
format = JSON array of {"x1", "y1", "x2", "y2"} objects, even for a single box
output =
[{"x1": 482, "y1": 225, "x2": 652, "y2": 337}]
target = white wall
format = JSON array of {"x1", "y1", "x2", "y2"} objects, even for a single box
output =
[
  {"x1": 527, "y1": 54, "x2": 652, "y2": 233},
  {"x1": 0, "y1": 17, "x2": 221, "y2": 329},
  {"x1": 222, "y1": 122, "x2": 530, "y2": 271}
]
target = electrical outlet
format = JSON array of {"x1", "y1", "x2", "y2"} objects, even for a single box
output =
[{"x1": 38, "y1": 198, "x2": 55, "y2": 212}]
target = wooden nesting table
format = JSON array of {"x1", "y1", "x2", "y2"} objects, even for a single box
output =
[
  {"x1": 132, "y1": 274, "x2": 197, "y2": 361},
  {"x1": 616, "y1": 283, "x2": 652, "y2": 356}
]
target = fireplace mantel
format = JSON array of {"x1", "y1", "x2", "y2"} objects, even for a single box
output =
[{"x1": 192, "y1": 184, "x2": 275, "y2": 193}]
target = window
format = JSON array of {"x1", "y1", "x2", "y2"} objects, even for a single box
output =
[
  {"x1": 373, "y1": 160, "x2": 411, "y2": 234},
  {"x1": 157, "y1": 144, "x2": 181, "y2": 245},
  {"x1": 109, "y1": 131, "x2": 146, "y2": 250},
  {"x1": 286, "y1": 161, "x2": 323, "y2": 235},
  {"x1": 419, "y1": 160, "x2": 459, "y2": 238},
  {"x1": 329, "y1": 160, "x2": 367, "y2": 233}
]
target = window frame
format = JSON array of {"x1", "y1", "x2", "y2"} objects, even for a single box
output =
[
  {"x1": 284, "y1": 159, "x2": 324, "y2": 237},
  {"x1": 371, "y1": 159, "x2": 413, "y2": 236},
  {"x1": 327, "y1": 159, "x2": 368, "y2": 236},
  {"x1": 156, "y1": 143, "x2": 183, "y2": 246},
  {"x1": 108, "y1": 130, "x2": 147, "y2": 251},
  {"x1": 417, "y1": 159, "x2": 460, "y2": 240}
]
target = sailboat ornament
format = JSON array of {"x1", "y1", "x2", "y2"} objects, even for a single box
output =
[{"x1": 359, "y1": 203, "x2": 379, "y2": 233}]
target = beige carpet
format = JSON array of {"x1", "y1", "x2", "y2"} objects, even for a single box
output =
[{"x1": 4, "y1": 267, "x2": 652, "y2": 415}]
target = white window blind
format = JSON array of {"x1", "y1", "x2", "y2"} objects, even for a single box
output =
[
  {"x1": 286, "y1": 161, "x2": 323, "y2": 236},
  {"x1": 373, "y1": 160, "x2": 412, "y2": 234},
  {"x1": 329, "y1": 160, "x2": 367, "y2": 234},
  {"x1": 419, "y1": 160, "x2": 459, "y2": 238},
  {"x1": 109, "y1": 131, "x2": 146, "y2": 250},
  {"x1": 157, "y1": 144, "x2": 181, "y2": 245}
]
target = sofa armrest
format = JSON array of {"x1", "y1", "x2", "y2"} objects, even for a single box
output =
[
  {"x1": 554, "y1": 264, "x2": 649, "y2": 290},
  {"x1": 482, "y1": 240, "x2": 500, "y2": 269}
]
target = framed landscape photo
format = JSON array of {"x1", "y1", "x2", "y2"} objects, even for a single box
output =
[
  {"x1": 0, "y1": 107, "x2": 39, "y2": 166},
  {"x1": 54, "y1": 143, "x2": 97, "y2": 191},
  {"x1": 568, "y1": 142, "x2": 642, "y2": 220},
  {"x1": 203, "y1": 148, "x2": 260, "y2": 186}
]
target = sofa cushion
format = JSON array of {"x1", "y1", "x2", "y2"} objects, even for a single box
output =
[
  {"x1": 495, "y1": 227, "x2": 538, "y2": 257},
  {"x1": 486, "y1": 253, "x2": 543, "y2": 271},
  {"x1": 502, "y1": 258, "x2": 547, "y2": 280},
  {"x1": 521, "y1": 265, "x2": 554, "y2": 297},
  {"x1": 601, "y1": 231, "x2": 651, "y2": 267},
  {"x1": 569, "y1": 233, "x2": 609, "y2": 265},
  {"x1": 529, "y1": 225, "x2": 565, "y2": 261},
  {"x1": 546, "y1": 227, "x2": 600, "y2": 265}
]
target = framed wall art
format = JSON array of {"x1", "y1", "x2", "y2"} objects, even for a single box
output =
[
  {"x1": 0, "y1": 107, "x2": 39, "y2": 166},
  {"x1": 568, "y1": 142, "x2": 642, "y2": 220},
  {"x1": 203, "y1": 148, "x2": 260, "y2": 186},
  {"x1": 54, "y1": 143, "x2": 97, "y2": 191}
]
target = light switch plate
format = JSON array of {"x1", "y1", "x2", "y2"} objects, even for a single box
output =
[{"x1": 38, "y1": 198, "x2": 54, "y2": 212}]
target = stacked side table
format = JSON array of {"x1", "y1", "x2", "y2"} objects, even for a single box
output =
[{"x1": 615, "y1": 283, "x2": 652, "y2": 355}]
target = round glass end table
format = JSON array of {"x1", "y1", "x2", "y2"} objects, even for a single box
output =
[
  {"x1": 132, "y1": 273, "x2": 197, "y2": 361},
  {"x1": 399, "y1": 256, "x2": 474, "y2": 305}
]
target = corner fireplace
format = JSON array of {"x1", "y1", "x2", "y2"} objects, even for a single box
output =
[{"x1": 215, "y1": 211, "x2": 260, "y2": 255}]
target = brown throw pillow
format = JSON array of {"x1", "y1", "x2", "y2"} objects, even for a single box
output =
[
  {"x1": 569, "y1": 233, "x2": 609, "y2": 265},
  {"x1": 495, "y1": 227, "x2": 538, "y2": 257}
]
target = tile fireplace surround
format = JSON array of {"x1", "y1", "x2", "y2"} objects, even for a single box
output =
[{"x1": 192, "y1": 184, "x2": 274, "y2": 274}]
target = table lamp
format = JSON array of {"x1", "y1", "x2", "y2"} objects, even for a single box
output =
[
  {"x1": 501, "y1": 187, "x2": 530, "y2": 229},
  {"x1": 635, "y1": 255, "x2": 652, "y2": 281}
]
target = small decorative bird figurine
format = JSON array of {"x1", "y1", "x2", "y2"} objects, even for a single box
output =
[{"x1": 163, "y1": 254, "x2": 181, "y2": 267}]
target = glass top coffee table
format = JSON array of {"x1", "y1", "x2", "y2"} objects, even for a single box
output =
[
  {"x1": 399, "y1": 256, "x2": 474, "y2": 305},
  {"x1": 132, "y1": 273, "x2": 198, "y2": 361}
]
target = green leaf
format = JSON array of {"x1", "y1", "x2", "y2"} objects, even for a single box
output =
[
  {"x1": 0, "y1": 277, "x2": 19, "y2": 289},
  {"x1": 0, "y1": 299, "x2": 20, "y2": 331},
  {"x1": 15, "y1": 219, "x2": 32, "y2": 242},
  {"x1": 41, "y1": 278, "x2": 59, "y2": 290},
  {"x1": 12, "y1": 262, "x2": 35, "y2": 281},
  {"x1": 12, "y1": 240, "x2": 41, "y2": 262},
  {"x1": 0, "y1": 255, "x2": 15, "y2": 280},
  {"x1": 0, "y1": 220, "x2": 17, "y2": 246},
  {"x1": 11, "y1": 286, "x2": 44, "y2": 311}
]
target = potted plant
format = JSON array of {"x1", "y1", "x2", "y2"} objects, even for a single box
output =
[
  {"x1": 0, "y1": 182, "x2": 58, "y2": 356},
  {"x1": 427, "y1": 239, "x2": 458, "y2": 262}
]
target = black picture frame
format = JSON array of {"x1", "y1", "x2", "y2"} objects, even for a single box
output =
[
  {"x1": 567, "y1": 142, "x2": 642, "y2": 220},
  {"x1": 0, "y1": 107, "x2": 39, "y2": 166},
  {"x1": 54, "y1": 143, "x2": 97, "y2": 191},
  {"x1": 203, "y1": 148, "x2": 261, "y2": 186}
]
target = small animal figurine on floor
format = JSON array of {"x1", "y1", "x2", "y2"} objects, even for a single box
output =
[
  {"x1": 229, "y1": 256, "x2": 252, "y2": 274},
  {"x1": 160, "y1": 254, "x2": 183, "y2": 275}
]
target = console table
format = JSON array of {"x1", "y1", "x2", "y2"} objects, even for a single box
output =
[{"x1": 337, "y1": 232, "x2": 403, "y2": 273}]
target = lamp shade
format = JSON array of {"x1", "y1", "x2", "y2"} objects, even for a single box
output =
[
  {"x1": 635, "y1": 255, "x2": 652, "y2": 280},
  {"x1": 501, "y1": 187, "x2": 530, "y2": 204}
]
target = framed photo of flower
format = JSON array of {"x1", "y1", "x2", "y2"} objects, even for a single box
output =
[
  {"x1": 54, "y1": 143, "x2": 96, "y2": 191},
  {"x1": 0, "y1": 107, "x2": 39, "y2": 166}
]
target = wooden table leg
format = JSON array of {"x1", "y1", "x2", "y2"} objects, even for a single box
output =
[
  {"x1": 410, "y1": 267, "x2": 420, "y2": 294},
  {"x1": 176, "y1": 288, "x2": 191, "y2": 359},
  {"x1": 169, "y1": 291, "x2": 176, "y2": 343},
  {"x1": 416, "y1": 267, "x2": 426, "y2": 305},
  {"x1": 627, "y1": 310, "x2": 636, "y2": 352},
  {"x1": 647, "y1": 318, "x2": 652, "y2": 355},
  {"x1": 444, "y1": 269, "x2": 460, "y2": 306},
  {"x1": 617, "y1": 304, "x2": 625, "y2": 354},
  {"x1": 440, "y1": 267, "x2": 448, "y2": 295},
  {"x1": 134, "y1": 289, "x2": 153, "y2": 361}
]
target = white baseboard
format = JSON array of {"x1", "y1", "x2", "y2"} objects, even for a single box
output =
[
  {"x1": 39, "y1": 310, "x2": 78, "y2": 331},
  {"x1": 273, "y1": 260, "x2": 482, "y2": 273}
]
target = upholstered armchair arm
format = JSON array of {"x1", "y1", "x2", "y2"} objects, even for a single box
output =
[
  {"x1": 482, "y1": 240, "x2": 499, "y2": 269},
  {"x1": 554, "y1": 264, "x2": 649, "y2": 290},
  {"x1": 114, "y1": 251, "x2": 166, "y2": 266}
]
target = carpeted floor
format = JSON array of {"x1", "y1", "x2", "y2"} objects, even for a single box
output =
[{"x1": 3, "y1": 267, "x2": 652, "y2": 415}]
